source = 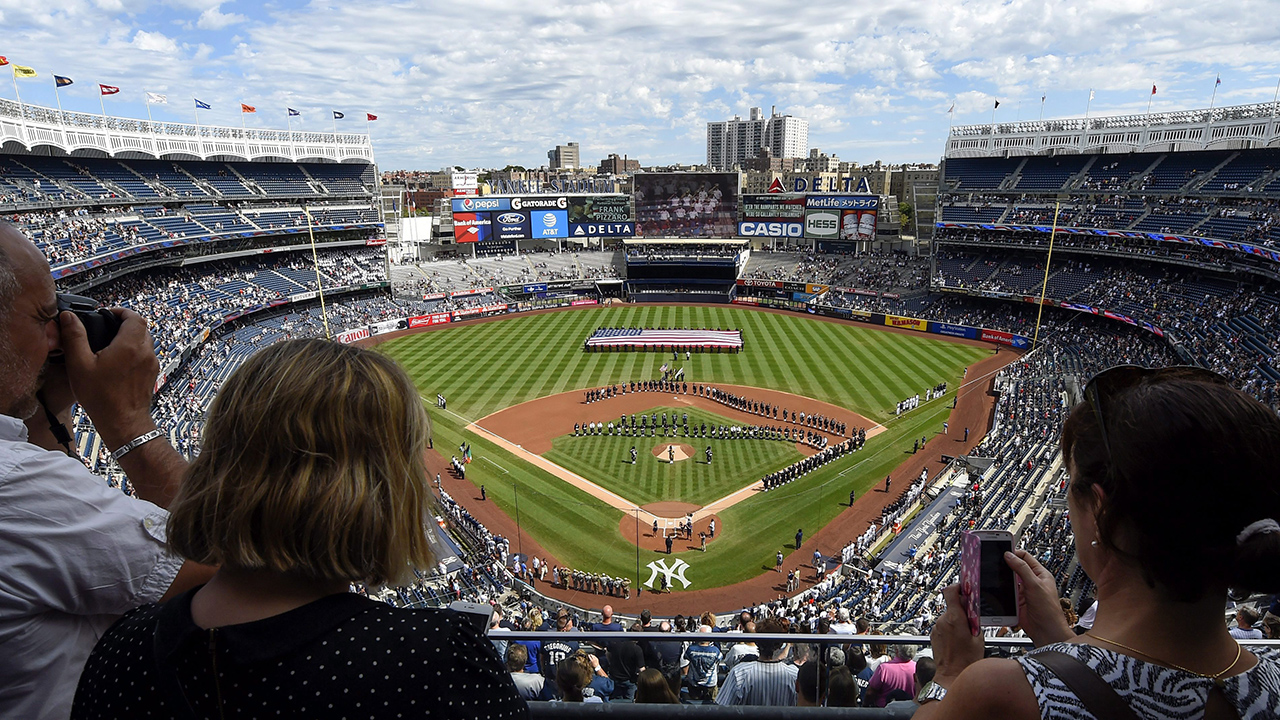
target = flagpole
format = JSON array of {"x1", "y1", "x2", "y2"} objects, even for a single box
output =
[
  {"x1": 331, "y1": 111, "x2": 338, "y2": 137},
  {"x1": 1085, "y1": 90, "x2": 1093, "y2": 119},
  {"x1": 144, "y1": 92, "x2": 154, "y2": 125},
  {"x1": 1145, "y1": 86, "x2": 1154, "y2": 116},
  {"x1": 99, "y1": 87, "x2": 107, "y2": 120},
  {"x1": 193, "y1": 99, "x2": 203, "y2": 155},
  {"x1": 1273, "y1": 77, "x2": 1280, "y2": 119},
  {"x1": 1209, "y1": 75, "x2": 1219, "y2": 110},
  {"x1": 52, "y1": 82, "x2": 66, "y2": 126},
  {"x1": 286, "y1": 110, "x2": 295, "y2": 162},
  {"x1": 12, "y1": 69, "x2": 29, "y2": 142},
  {"x1": 1039, "y1": 93, "x2": 1046, "y2": 121}
]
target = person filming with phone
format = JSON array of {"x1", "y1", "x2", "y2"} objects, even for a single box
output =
[
  {"x1": 0, "y1": 224, "x2": 213, "y2": 720},
  {"x1": 916, "y1": 366, "x2": 1280, "y2": 719}
]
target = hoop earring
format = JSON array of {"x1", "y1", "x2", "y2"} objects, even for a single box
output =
[{"x1": 1090, "y1": 540, "x2": 1098, "y2": 547}]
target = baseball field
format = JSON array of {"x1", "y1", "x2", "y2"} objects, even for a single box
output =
[{"x1": 376, "y1": 304, "x2": 991, "y2": 595}]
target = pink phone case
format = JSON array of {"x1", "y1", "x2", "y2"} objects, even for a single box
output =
[{"x1": 959, "y1": 531, "x2": 981, "y2": 635}]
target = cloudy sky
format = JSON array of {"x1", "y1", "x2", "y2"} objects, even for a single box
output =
[{"x1": 3, "y1": 0, "x2": 1280, "y2": 170}]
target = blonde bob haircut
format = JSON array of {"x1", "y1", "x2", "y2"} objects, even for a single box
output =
[{"x1": 167, "y1": 338, "x2": 434, "y2": 587}]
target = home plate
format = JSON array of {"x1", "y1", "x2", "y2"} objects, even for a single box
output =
[{"x1": 652, "y1": 443, "x2": 695, "y2": 463}]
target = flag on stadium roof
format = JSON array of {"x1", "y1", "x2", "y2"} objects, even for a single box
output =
[
  {"x1": 288, "y1": 108, "x2": 300, "y2": 116},
  {"x1": 333, "y1": 111, "x2": 344, "y2": 119},
  {"x1": 947, "y1": 103, "x2": 954, "y2": 113},
  {"x1": 241, "y1": 103, "x2": 256, "y2": 113},
  {"x1": 13, "y1": 65, "x2": 37, "y2": 79},
  {"x1": 1151, "y1": 84, "x2": 1157, "y2": 95},
  {"x1": 1215, "y1": 74, "x2": 1221, "y2": 87},
  {"x1": 993, "y1": 99, "x2": 1000, "y2": 109},
  {"x1": 146, "y1": 92, "x2": 167, "y2": 105},
  {"x1": 1089, "y1": 89, "x2": 1095, "y2": 101},
  {"x1": 99, "y1": 84, "x2": 119, "y2": 95},
  {"x1": 54, "y1": 75, "x2": 73, "y2": 87},
  {"x1": 195, "y1": 98, "x2": 211, "y2": 110},
  {"x1": 0, "y1": 57, "x2": 9, "y2": 67},
  {"x1": 366, "y1": 113, "x2": 377, "y2": 121}
]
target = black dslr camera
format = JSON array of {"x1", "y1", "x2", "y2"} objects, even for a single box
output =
[{"x1": 56, "y1": 293, "x2": 121, "y2": 353}]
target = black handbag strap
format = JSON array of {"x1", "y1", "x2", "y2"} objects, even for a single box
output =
[{"x1": 1033, "y1": 650, "x2": 1142, "y2": 720}]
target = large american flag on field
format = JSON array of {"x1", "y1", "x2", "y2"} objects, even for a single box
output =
[{"x1": 586, "y1": 328, "x2": 743, "y2": 350}]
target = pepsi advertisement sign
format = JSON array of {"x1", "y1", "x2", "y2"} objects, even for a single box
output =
[
  {"x1": 569, "y1": 222, "x2": 635, "y2": 237},
  {"x1": 495, "y1": 211, "x2": 530, "y2": 241},
  {"x1": 452, "y1": 197, "x2": 510, "y2": 212},
  {"x1": 533, "y1": 210, "x2": 568, "y2": 238}
]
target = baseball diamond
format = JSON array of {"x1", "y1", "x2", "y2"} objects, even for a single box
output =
[{"x1": 372, "y1": 303, "x2": 1009, "y2": 608}]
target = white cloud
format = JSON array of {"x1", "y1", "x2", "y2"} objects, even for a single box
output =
[
  {"x1": 197, "y1": 5, "x2": 246, "y2": 30},
  {"x1": 131, "y1": 29, "x2": 178, "y2": 53}
]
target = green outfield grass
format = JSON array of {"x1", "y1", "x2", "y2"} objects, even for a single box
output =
[
  {"x1": 543, "y1": 406, "x2": 805, "y2": 507},
  {"x1": 377, "y1": 305, "x2": 989, "y2": 592}
]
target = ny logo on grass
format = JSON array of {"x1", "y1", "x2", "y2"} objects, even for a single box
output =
[{"x1": 644, "y1": 558, "x2": 692, "y2": 589}]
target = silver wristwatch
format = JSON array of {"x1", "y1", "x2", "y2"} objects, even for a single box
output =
[{"x1": 919, "y1": 681, "x2": 948, "y2": 703}]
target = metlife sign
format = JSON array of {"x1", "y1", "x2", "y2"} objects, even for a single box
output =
[
  {"x1": 737, "y1": 221, "x2": 803, "y2": 238},
  {"x1": 804, "y1": 210, "x2": 840, "y2": 239},
  {"x1": 803, "y1": 195, "x2": 879, "y2": 210},
  {"x1": 570, "y1": 222, "x2": 635, "y2": 237}
]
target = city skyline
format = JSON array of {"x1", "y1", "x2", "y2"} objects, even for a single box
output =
[{"x1": 2, "y1": 0, "x2": 1279, "y2": 170}]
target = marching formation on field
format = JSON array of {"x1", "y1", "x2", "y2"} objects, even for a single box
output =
[{"x1": 761, "y1": 437, "x2": 862, "y2": 491}]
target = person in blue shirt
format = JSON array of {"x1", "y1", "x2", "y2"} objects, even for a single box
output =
[{"x1": 683, "y1": 626, "x2": 723, "y2": 703}]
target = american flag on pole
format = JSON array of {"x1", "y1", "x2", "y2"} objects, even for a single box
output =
[{"x1": 585, "y1": 328, "x2": 744, "y2": 350}]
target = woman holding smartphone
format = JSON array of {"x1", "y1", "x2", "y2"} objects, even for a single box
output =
[
  {"x1": 72, "y1": 339, "x2": 528, "y2": 719},
  {"x1": 915, "y1": 366, "x2": 1280, "y2": 719}
]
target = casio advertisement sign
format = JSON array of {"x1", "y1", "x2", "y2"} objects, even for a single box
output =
[
  {"x1": 511, "y1": 196, "x2": 568, "y2": 211},
  {"x1": 804, "y1": 210, "x2": 840, "y2": 238},
  {"x1": 533, "y1": 210, "x2": 568, "y2": 238},
  {"x1": 737, "y1": 221, "x2": 804, "y2": 238}
]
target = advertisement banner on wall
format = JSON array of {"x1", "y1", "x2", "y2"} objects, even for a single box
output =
[
  {"x1": 634, "y1": 172, "x2": 740, "y2": 237},
  {"x1": 737, "y1": 221, "x2": 804, "y2": 238},
  {"x1": 408, "y1": 312, "x2": 453, "y2": 328},
  {"x1": 930, "y1": 322, "x2": 979, "y2": 340},
  {"x1": 570, "y1": 298, "x2": 599, "y2": 306},
  {"x1": 804, "y1": 208, "x2": 841, "y2": 239},
  {"x1": 530, "y1": 209, "x2": 568, "y2": 239},
  {"x1": 737, "y1": 279, "x2": 784, "y2": 289},
  {"x1": 804, "y1": 195, "x2": 879, "y2": 210},
  {"x1": 494, "y1": 211, "x2": 531, "y2": 241},
  {"x1": 742, "y1": 194, "x2": 806, "y2": 220},
  {"x1": 371, "y1": 319, "x2": 405, "y2": 335},
  {"x1": 451, "y1": 196, "x2": 509, "y2": 213},
  {"x1": 452, "y1": 212, "x2": 492, "y2": 243},
  {"x1": 569, "y1": 222, "x2": 635, "y2": 237},
  {"x1": 885, "y1": 315, "x2": 929, "y2": 332},
  {"x1": 568, "y1": 195, "x2": 632, "y2": 223},
  {"x1": 450, "y1": 172, "x2": 479, "y2": 196},
  {"x1": 838, "y1": 209, "x2": 878, "y2": 241},
  {"x1": 336, "y1": 327, "x2": 371, "y2": 344}
]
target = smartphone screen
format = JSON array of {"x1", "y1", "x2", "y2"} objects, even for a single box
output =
[{"x1": 978, "y1": 537, "x2": 1017, "y2": 619}]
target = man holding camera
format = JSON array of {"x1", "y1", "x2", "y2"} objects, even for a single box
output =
[{"x1": 0, "y1": 225, "x2": 212, "y2": 720}]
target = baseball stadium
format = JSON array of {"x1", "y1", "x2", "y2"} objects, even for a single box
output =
[{"x1": 3, "y1": 82, "x2": 1280, "y2": 716}]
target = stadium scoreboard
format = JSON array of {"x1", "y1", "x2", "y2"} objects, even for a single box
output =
[{"x1": 450, "y1": 194, "x2": 634, "y2": 243}]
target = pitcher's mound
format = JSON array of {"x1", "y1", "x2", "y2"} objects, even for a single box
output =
[{"x1": 653, "y1": 443, "x2": 695, "y2": 462}]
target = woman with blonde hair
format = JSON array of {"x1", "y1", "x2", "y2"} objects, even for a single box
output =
[{"x1": 73, "y1": 339, "x2": 527, "y2": 719}]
